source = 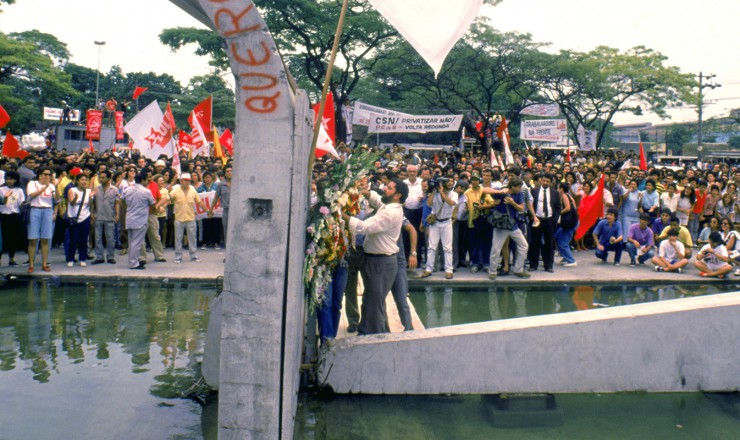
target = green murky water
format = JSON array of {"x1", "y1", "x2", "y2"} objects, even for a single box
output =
[
  {"x1": 0, "y1": 279, "x2": 217, "y2": 440},
  {"x1": 1, "y1": 280, "x2": 737, "y2": 439},
  {"x1": 409, "y1": 283, "x2": 740, "y2": 328}
]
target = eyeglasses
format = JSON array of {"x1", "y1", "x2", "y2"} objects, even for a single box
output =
[{"x1": 41, "y1": 173, "x2": 51, "y2": 176}]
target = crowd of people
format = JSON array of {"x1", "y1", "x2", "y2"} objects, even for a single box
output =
[
  {"x1": 312, "y1": 145, "x2": 740, "y2": 340},
  {"x1": 3, "y1": 142, "x2": 740, "y2": 342},
  {"x1": 0, "y1": 149, "x2": 231, "y2": 272}
]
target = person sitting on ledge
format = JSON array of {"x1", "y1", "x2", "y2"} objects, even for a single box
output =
[
  {"x1": 651, "y1": 228, "x2": 689, "y2": 273},
  {"x1": 592, "y1": 207, "x2": 624, "y2": 266},
  {"x1": 657, "y1": 216, "x2": 694, "y2": 258},
  {"x1": 693, "y1": 231, "x2": 732, "y2": 279}
]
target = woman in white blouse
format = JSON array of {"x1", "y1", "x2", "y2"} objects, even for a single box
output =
[{"x1": 26, "y1": 166, "x2": 59, "y2": 273}]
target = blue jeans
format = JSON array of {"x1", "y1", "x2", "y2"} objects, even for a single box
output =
[
  {"x1": 317, "y1": 265, "x2": 348, "y2": 342},
  {"x1": 554, "y1": 226, "x2": 576, "y2": 264},
  {"x1": 65, "y1": 217, "x2": 91, "y2": 262},
  {"x1": 595, "y1": 242, "x2": 624, "y2": 263},
  {"x1": 625, "y1": 242, "x2": 655, "y2": 264}
]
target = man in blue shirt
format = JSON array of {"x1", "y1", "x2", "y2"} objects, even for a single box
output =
[{"x1": 593, "y1": 207, "x2": 624, "y2": 265}]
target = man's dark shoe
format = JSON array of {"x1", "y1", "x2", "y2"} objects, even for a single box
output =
[
  {"x1": 154, "y1": 258, "x2": 167, "y2": 262},
  {"x1": 107, "y1": 259, "x2": 116, "y2": 264},
  {"x1": 91, "y1": 259, "x2": 105, "y2": 265},
  {"x1": 130, "y1": 265, "x2": 146, "y2": 270},
  {"x1": 514, "y1": 271, "x2": 532, "y2": 278},
  {"x1": 347, "y1": 325, "x2": 358, "y2": 333}
]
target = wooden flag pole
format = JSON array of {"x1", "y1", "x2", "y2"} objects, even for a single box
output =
[{"x1": 307, "y1": 0, "x2": 350, "y2": 175}]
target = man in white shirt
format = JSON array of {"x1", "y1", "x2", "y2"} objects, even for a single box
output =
[
  {"x1": 421, "y1": 177, "x2": 458, "y2": 279},
  {"x1": 343, "y1": 178, "x2": 408, "y2": 335},
  {"x1": 403, "y1": 164, "x2": 424, "y2": 261},
  {"x1": 651, "y1": 228, "x2": 689, "y2": 273}
]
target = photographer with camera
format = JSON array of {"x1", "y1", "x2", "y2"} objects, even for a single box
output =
[
  {"x1": 420, "y1": 176, "x2": 458, "y2": 279},
  {"x1": 693, "y1": 231, "x2": 733, "y2": 278}
]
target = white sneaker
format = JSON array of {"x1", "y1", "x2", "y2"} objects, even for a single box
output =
[
  {"x1": 80, "y1": 261, "x2": 87, "y2": 267},
  {"x1": 563, "y1": 262, "x2": 578, "y2": 267},
  {"x1": 67, "y1": 262, "x2": 74, "y2": 267},
  {"x1": 734, "y1": 269, "x2": 740, "y2": 276}
]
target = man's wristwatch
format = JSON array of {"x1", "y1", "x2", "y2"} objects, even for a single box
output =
[{"x1": 410, "y1": 252, "x2": 417, "y2": 256}]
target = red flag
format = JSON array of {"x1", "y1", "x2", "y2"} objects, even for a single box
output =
[
  {"x1": 496, "y1": 116, "x2": 511, "y2": 146},
  {"x1": 433, "y1": 152, "x2": 439, "y2": 165},
  {"x1": 89, "y1": 137, "x2": 95, "y2": 153},
  {"x1": 114, "y1": 111, "x2": 125, "y2": 140},
  {"x1": 132, "y1": 86, "x2": 148, "y2": 100},
  {"x1": 639, "y1": 142, "x2": 647, "y2": 171},
  {"x1": 177, "y1": 130, "x2": 193, "y2": 151},
  {"x1": 219, "y1": 128, "x2": 233, "y2": 155},
  {"x1": 164, "y1": 102, "x2": 176, "y2": 132},
  {"x1": 0, "y1": 104, "x2": 10, "y2": 129},
  {"x1": 312, "y1": 93, "x2": 338, "y2": 159},
  {"x1": 188, "y1": 96, "x2": 213, "y2": 141},
  {"x1": 566, "y1": 147, "x2": 571, "y2": 163},
  {"x1": 1, "y1": 132, "x2": 29, "y2": 159},
  {"x1": 86, "y1": 109, "x2": 103, "y2": 140},
  {"x1": 575, "y1": 174, "x2": 605, "y2": 240}
]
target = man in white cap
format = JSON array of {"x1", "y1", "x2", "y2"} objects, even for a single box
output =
[{"x1": 169, "y1": 172, "x2": 210, "y2": 263}]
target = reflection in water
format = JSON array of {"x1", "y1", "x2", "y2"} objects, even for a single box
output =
[
  {"x1": 295, "y1": 392, "x2": 740, "y2": 439},
  {"x1": 0, "y1": 279, "x2": 216, "y2": 440},
  {"x1": 411, "y1": 283, "x2": 740, "y2": 329}
]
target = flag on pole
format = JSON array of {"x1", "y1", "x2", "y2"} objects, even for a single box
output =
[
  {"x1": 212, "y1": 126, "x2": 227, "y2": 165},
  {"x1": 219, "y1": 128, "x2": 233, "y2": 156},
  {"x1": 313, "y1": 93, "x2": 339, "y2": 159},
  {"x1": 132, "y1": 86, "x2": 148, "y2": 100},
  {"x1": 0, "y1": 104, "x2": 10, "y2": 129},
  {"x1": 89, "y1": 137, "x2": 95, "y2": 153},
  {"x1": 187, "y1": 109, "x2": 210, "y2": 157},
  {"x1": 164, "y1": 102, "x2": 176, "y2": 133},
  {"x1": 189, "y1": 96, "x2": 213, "y2": 141},
  {"x1": 2, "y1": 132, "x2": 29, "y2": 159},
  {"x1": 639, "y1": 142, "x2": 648, "y2": 171},
  {"x1": 124, "y1": 100, "x2": 175, "y2": 161},
  {"x1": 566, "y1": 147, "x2": 571, "y2": 164},
  {"x1": 575, "y1": 174, "x2": 605, "y2": 240},
  {"x1": 498, "y1": 117, "x2": 514, "y2": 166}
]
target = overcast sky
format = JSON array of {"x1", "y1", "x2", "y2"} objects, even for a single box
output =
[{"x1": 1, "y1": 0, "x2": 738, "y2": 126}]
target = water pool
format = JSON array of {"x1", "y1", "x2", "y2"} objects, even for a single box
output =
[{"x1": 409, "y1": 283, "x2": 740, "y2": 328}]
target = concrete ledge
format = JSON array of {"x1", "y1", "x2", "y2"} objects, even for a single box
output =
[{"x1": 319, "y1": 292, "x2": 740, "y2": 394}]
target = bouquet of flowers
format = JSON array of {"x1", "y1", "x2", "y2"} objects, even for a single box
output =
[{"x1": 303, "y1": 150, "x2": 379, "y2": 312}]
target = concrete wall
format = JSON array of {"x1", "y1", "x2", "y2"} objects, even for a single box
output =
[
  {"x1": 319, "y1": 292, "x2": 740, "y2": 394},
  {"x1": 190, "y1": 1, "x2": 311, "y2": 439}
]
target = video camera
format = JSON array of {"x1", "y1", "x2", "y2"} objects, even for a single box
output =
[{"x1": 427, "y1": 176, "x2": 452, "y2": 192}]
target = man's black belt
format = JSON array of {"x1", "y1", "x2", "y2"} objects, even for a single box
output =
[
  {"x1": 436, "y1": 217, "x2": 451, "y2": 222},
  {"x1": 365, "y1": 252, "x2": 393, "y2": 257}
]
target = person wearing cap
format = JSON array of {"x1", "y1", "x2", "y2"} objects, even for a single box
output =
[
  {"x1": 154, "y1": 159, "x2": 166, "y2": 175},
  {"x1": 169, "y1": 172, "x2": 210, "y2": 263}
]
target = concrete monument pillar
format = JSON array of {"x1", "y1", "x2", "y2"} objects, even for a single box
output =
[{"x1": 173, "y1": 1, "x2": 312, "y2": 438}]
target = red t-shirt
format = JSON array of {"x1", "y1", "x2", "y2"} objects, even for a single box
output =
[{"x1": 693, "y1": 189, "x2": 706, "y2": 215}]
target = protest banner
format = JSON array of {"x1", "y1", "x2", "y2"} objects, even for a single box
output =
[
  {"x1": 86, "y1": 110, "x2": 103, "y2": 140},
  {"x1": 520, "y1": 119, "x2": 567, "y2": 142},
  {"x1": 43, "y1": 107, "x2": 81, "y2": 122},
  {"x1": 194, "y1": 191, "x2": 223, "y2": 220},
  {"x1": 368, "y1": 114, "x2": 463, "y2": 133},
  {"x1": 520, "y1": 102, "x2": 560, "y2": 117},
  {"x1": 352, "y1": 101, "x2": 410, "y2": 126}
]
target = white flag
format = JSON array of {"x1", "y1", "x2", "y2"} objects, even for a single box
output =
[
  {"x1": 124, "y1": 100, "x2": 175, "y2": 161},
  {"x1": 189, "y1": 110, "x2": 210, "y2": 158},
  {"x1": 368, "y1": 0, "x2": 483, "y2": 77}
]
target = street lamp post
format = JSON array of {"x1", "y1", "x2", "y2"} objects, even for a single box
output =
[
  {"x1": 696, "y1": 71, "x2": 721, "y2": 163},
  {"x1": 94, "y1": 41, "x2": 106, "y2": 109}
]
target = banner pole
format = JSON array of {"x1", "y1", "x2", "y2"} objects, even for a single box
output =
[{"x1": 307, "y1": 0, "x2": 350, "y2": 175}]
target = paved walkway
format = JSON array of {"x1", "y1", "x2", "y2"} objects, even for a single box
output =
[
  {"x1": 0, "y1": 246, "x2": 226, "y2": 282},
  {"x1": 2, "y1": 245, "x2": 735, "y2": 285}
]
